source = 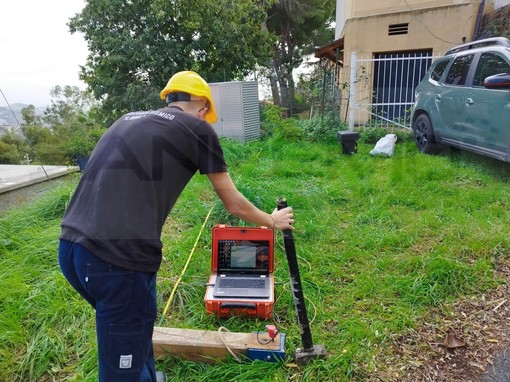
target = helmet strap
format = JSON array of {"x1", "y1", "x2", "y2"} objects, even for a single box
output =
[{"x1": 166, "y1": 92, "x2": 192, "y2": 103}]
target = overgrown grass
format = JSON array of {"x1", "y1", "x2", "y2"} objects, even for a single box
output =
[
  {"x1": 0, "y1": 181, "x2": 96, "y2": 381},
  {"x1": 1, "y1": 137, "x2": 510, "y2": 381}
]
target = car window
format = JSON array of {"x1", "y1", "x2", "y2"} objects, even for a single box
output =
[
  {"x1": 473, "y1": 52, "x2": 510, "y2": 87},
  {"x1": 445, "y1": 54, "x2": 474, "y2": 86},
  {"x1": 430, "y1": 60, "x2": 450, "y2": 81}
]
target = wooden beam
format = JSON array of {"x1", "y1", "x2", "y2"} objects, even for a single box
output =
[
  {"x1": 315, "y1": 37, "x2": 345, "y2": 64},
  {"x1": 153, "y1": 327, "x2": 282, "y2": 364}
]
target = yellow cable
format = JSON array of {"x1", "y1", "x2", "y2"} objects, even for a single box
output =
[{"x1": 161, "y1": 205, "x2": 215, "y2": 319}]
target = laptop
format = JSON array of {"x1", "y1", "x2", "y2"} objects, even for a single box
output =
[{"x1": 211, "y1": 227, "x2": 273, "y2": 299}]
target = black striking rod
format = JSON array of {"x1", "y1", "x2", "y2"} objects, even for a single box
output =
[{"x1": 277, "y1": 197, "x2": 314, "y2": 352}]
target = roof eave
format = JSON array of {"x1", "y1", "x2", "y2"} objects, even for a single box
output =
[{"x1": 315, "y1": 37, "x2": 345, "y2": 65}]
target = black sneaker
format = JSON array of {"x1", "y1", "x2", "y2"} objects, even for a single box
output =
[{"x1": 156, "y1": 371, "x2": 167, "y2": 382}]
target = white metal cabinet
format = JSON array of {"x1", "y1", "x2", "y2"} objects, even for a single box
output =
[{"x1": 209, "y1": 81, "x2": 260, "y2": 142}]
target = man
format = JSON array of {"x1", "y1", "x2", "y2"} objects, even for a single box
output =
[{"x1": 58, "y1": 71, "x2": 294, "y2": 382}]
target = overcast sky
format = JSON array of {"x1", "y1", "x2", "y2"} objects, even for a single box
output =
[{"x1": 0, "y1": 0, "x2": 88, "y2": 108}]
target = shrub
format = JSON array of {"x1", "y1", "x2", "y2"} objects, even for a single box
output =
[
  {"x1": 358, "y1": 126, "x2": 413, "y2": 144},
  {"x1": 298, "y1": 113, "x2": 346, "y2": 144},
  {"x1": 65, "y1": 127, "x2": 106, "y2": 159},
  {"x1": 260, "y1": 103, "x2": 283, "y2": 139},
  {"x1": 260, "y1": 103, "x2": 302, "y2": 141}
]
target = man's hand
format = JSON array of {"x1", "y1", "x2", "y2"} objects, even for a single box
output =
[
  {"x1": 271, "y1": 207, "x2": 294, "y2": 230},
  {"x1": 208, "y1": 172, "x2": 294, "y2": 230}
]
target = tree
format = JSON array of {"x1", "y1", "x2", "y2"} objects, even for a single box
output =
[
  {"x1": 21, "y1": 124, "x2": 52, "y2": 149},
  {"x1": 42, "y1": 86, "x2": 105, "y2": 161},
  {"x1": 21, "y1": 105, "x2": 42, "y2": 126},
  {"x1": 18, "y1": 105, "x2": 51, "y2": 163},
  {"x1": 0, "y1": 140, "x2": 19, "y2": 164},
  {"x1": 0, "y1": 131, "x2": 27, "y2": 164},
  {"x1": 2, "y1": 87, "x2": 105, "y2": 165},
  {"x1": 264, "y1": 0, "x2": 335, "y2": 115},
  {"x1": 69, "y1": 0, "x2": 275, "y2": 124},
  {"x1": 43, "y1": 85, "x2": 95, "y2": 128}
]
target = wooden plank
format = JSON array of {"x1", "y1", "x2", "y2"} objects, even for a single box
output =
[{"x1": 153, "y1": 327, "x2": 281, "y2": 363}]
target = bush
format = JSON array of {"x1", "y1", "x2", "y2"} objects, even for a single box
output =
[
  {"x1": 260, "y1": 103, "x2": 303, "y2": 141},
  {"x1": 260, "y1": 104, "x2": 419, "y2": 145},
  {"x1": 0, "y1": 140, "x2": 23, "y2": 164},
  {"x1": 298, "y1": 113, "x2": 346, "y2": 144},
  {"x1": 260, "y1": 103, "x2": 283, "y2": 138},
  {"x1": 358, "y1": 126, "x2": 413, "y2": 144},
  {"x1": 274, "y1": 119, "x2": 303, "y2": 141},
  {"x1": 65, "y1": 127, "x2": 106, "y2": 159}
]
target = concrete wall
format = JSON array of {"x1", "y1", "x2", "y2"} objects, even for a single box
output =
[
  {"x1": 0, "y1": 176, "x2": 71, "y2": 213},
  {"x1": 0, "y1": 165, "x2": 78, "y2": 213},
  {"x1": 337, "y1": 0, "x2": 484, "y2": 19},
  {"x1": 335, "y1": 0, "x2": 345, "y2": 39},
  {"x1": 343, "y1": 3, "x2": 481, "y2": 58},
  {"x1": 352, "y1": 0, "x2": 482, "y2": 17},
  {"x1": 334, "y1": 0, "x2": 487, "y2": 58}
]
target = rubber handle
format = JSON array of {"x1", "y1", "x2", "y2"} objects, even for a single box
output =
[
  {"x1": 220, "y1": 302, "x2": 257, "y2": 310},
  {"x1": 277, "y1": 196, "x2": 288, "y2": 211}
]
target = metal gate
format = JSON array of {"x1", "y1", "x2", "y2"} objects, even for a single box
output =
[{"x1": 348, "y1": 51, "x2": 436, "y2": 130}]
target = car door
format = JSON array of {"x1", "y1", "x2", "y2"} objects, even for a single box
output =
[
  {"x1": 436, "y1": 54, "x2": 475, "y2": 141},
  {"x1": 464, "y1": 52, "x2": 510, "y2": 153}
]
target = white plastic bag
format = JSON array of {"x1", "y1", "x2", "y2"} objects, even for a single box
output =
[{"x1": 370, "y1": 134, "x2": 397, "y2": 157}]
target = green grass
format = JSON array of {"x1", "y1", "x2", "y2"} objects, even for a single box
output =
[{"x1": 1, "y1": 138, "x2": 510, "y2": 381}]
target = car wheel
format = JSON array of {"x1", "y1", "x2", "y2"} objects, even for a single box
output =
[{"x1": 412, "y1": 114, "x2": 439, "y2": 154}]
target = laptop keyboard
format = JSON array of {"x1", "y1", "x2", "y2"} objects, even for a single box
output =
[{"x1": 219, "y1": 278, "x2": 265, "y2": 289}]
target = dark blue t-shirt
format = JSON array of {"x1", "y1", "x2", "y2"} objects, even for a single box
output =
[{"x1": 60, "y1": 107, "x2": 227, "y2": 272}]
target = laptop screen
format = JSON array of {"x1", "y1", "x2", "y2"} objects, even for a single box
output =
[{"x1": 218, "y1": 240, "x2": 270, "y2": 274}]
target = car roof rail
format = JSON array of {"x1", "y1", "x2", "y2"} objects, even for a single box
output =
[{"x1": 446, "y1": 37, "x2": 510, "y2": 55}]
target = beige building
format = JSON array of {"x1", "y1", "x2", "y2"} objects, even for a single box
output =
[{"x1": 316, "y1": 0, "x2": 508, "y2": 126}]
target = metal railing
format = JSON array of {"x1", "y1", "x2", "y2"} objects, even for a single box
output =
[{"x1": 348, "y1": 51, "x2": 440, "y2": 130}]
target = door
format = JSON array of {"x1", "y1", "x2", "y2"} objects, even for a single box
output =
[
  {"x1": 464, "y1": 52, "x2": 510, "y2": 153},
  {"x1": 437, "y1": 53, "x2": 474, "y2": 141}
]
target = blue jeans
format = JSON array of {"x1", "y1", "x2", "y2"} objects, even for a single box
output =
[{"x1": 59, "y1": 239, "x2": 157, "y2": 382}]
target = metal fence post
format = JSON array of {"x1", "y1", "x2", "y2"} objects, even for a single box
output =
[{"x1": 348, "y1": 52, "x2": 357, "y2": 131}]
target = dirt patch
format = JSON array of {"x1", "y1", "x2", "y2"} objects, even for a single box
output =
[{"x1": 368, "y1": 260, "x2": 510, "y2": 382}]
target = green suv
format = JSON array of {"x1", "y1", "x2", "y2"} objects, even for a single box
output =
[{"x1": 411, "y1": 37, "x2": 510, "y2": 161}]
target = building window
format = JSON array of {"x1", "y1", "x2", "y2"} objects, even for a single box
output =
[{"x1": 388, "y1": 23, "x2": 409, "y2": 36}]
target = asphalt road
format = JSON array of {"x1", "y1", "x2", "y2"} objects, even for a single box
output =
[{"x1": 484, "y1": 350, "x2": 510, "y2": 381}]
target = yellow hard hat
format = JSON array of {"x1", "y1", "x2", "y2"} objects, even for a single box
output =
[{"x1": 160, "y1": 71, "x2": 217, "y2": 124}]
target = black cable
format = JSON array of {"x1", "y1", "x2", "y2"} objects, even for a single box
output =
[{"x1": 256, "y1": 326, "x2": 276, "y2": 346}]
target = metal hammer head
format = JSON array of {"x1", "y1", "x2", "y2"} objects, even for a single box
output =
[{"x1": 295, "y1": 344, "x2": 328, "y2": 365}]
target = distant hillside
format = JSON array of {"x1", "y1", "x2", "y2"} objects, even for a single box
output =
[{"x1": 0, "y1": 103, "x2": 45, "y2": 128}]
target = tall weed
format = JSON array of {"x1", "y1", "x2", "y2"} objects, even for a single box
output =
[{"x1": 298, "y1": 112, "x2": 345, "y2": 143}]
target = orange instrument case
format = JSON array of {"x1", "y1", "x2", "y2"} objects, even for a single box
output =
[{"x1": 204, "y1": 224, "x2": 275, "y2": 319}]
